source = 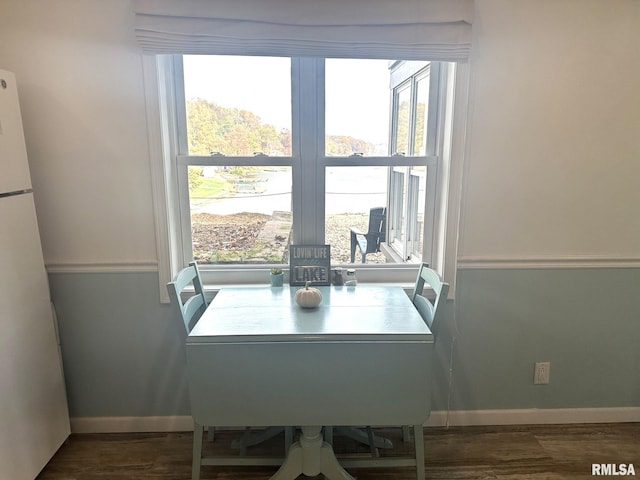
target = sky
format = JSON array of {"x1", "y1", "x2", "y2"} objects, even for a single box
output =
[{"x1": 183, "y1": 55, "x2": 391, "y2": 145}]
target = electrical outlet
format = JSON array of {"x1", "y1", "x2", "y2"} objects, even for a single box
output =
[{"x1": 534, "y1": 362, "x2": 550, "y2": 384}]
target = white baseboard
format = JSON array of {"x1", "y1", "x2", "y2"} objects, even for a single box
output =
[
  {"x1": 424, "y1": 407, "x2": 640, "y2": 427},
  {"x1": 70, "y1": 415, "x2": 194, "y2": 433},
  {"x1": 70, "y1": 408, "x2": 640, "y2": 434}
]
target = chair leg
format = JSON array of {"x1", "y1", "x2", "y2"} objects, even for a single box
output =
[
  {"x1": 350, "y1": 233, "x2": 357, "y2": 263},
  {"x1": 334, "y1": 426, "x2": 393, "y2": 449},
  {"x1": 285, "y1": 426, "x2": 295, "y2": 451},
  {"x1": 366, "y1": 427, "x2": 379, "y2": 457},
  {"x1": 192, "y1": 422, "x2": 204, "y2": 480},
  {"x1": 413, "y1": 424, "x2": 425, "y2": 480}
]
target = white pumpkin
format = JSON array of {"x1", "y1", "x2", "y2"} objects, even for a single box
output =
[{"x1": 295, "y1": 281, "x2": 322, "y2": 308}]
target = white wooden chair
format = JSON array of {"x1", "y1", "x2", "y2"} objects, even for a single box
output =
[
  {"x1": 411, "y1": 263, "x2": 449, "y2": 342},
  {"x1": 167, "y1": 261, "x2": 215, "y2": 441},
  {"x1": 405, "y1": 262, "x2": 449, "y2": 479},
  {"x1": 336, "y1": 263, "x2": 449, "y2": 480},
  {"x1": 168, "y1": 262, "x2": 290, "y2": 479},
  {"x1": 167, "y1": 261, "x2": 207, "y2": 335}
]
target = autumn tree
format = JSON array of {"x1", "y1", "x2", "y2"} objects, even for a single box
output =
[
  {"x1": 186, "y1": 98, "x2": 374, "y2": 157},
  {"x1": 187, "y1": 99, "x2": 288, "y2": 156}
]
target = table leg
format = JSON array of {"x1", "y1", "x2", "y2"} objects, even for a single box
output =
[
  {"x1": 413, "y1": 424, "x2": 425, "y2": 480},
  {"x1": 270, "y1": 426, "x2": 354, "y2": 480},
  {"x1": 192, "y1": 422, "x2": 203, "y2": 480},
  {"x1": 317, "y1": 441, "x2": 354, "y2": 480}
]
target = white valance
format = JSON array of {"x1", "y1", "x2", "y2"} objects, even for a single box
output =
[{"x1": 132, "y1": 0, "x2": 473, "y2": 61}]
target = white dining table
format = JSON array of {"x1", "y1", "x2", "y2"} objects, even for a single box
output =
[{"x1": 186, "y1": 285, "x2": 433, "y2": 480}]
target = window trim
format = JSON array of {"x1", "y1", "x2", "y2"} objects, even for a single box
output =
[{"x1": 144, "y1": 55, "x2": 469, "y2": 302}]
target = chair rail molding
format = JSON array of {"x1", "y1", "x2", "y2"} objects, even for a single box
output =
[
  {"x1": 457, "y1": 254, "x2": 640, "y2": 270},
  {"x1": 46, "y1": 260, "x2": 159, "y2": 274}
]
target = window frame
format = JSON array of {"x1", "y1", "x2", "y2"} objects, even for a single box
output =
[
  {"x1": 386, "y1": 62, "x2": 440, "y2": 265},
  {"x1": 145, "y1": 54, "x2": 468, "y2": 300}
]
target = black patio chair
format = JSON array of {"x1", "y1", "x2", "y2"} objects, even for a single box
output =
[{"x1": 350, "y1": 207, "x2": 386, "y2": 263}]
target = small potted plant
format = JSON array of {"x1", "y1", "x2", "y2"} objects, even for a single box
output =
[{"x1": 270, "y1": 267, "x2": 284, "y2": 287}]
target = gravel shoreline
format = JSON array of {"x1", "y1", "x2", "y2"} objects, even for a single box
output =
[{"x1": 192, "y1": 212, "x2": 386, "y2": 265}]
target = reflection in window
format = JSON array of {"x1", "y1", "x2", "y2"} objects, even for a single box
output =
[
  {"x1": 394, "y1": 85, "x2": 411, "y2": 155},
  {"x1": 414, "y1": 74, "x2": 430, "y2": 156}
]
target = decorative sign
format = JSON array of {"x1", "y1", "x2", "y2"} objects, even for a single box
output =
[{"x1": 289, "y1": 244, "x2": 331, "y2": 286}]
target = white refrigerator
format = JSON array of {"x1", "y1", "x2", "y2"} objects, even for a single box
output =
[{"x1": 0, "y1": 69, "x2": 70, "y2": 479}]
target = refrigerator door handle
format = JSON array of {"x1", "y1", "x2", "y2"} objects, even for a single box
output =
[{"x1": 0, "y1": 188, "x2": 32, "y2": 199}]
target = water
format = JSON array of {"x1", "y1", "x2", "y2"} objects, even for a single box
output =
[{"x1": 192, "y1": 166, "x2": 387, "y2": 216}]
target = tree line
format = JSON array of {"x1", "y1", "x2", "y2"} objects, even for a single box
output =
[{"x1": 186, "y1": 98, "x2": 375, "y2": 156}]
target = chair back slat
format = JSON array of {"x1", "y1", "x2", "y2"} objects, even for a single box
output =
[
  {"x1": 411, "y1": 263, "x2": 449, "y2": 341},
  {"x1": 181, "y1": 295, "x2": 206, "y2": 332},
  {"x1": 167, "y1": 261, "x2": 208, "y2": 334},
  {"x1": 367, "y1": 207, "x2": 386, "y2": 246},
  {"x1": 413, "y1": 294, "x2": 435, "y2": 330},
  {"x1": 367, "y1": 207, "x2": 386, "y2": 233}
]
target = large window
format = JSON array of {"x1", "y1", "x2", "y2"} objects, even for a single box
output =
[
  {"x1": 136, "y1": 0, "x2": 472, "y2": 295},
  {"x1": 159, "y1": 55, "x2": 458, "y2": 284}
]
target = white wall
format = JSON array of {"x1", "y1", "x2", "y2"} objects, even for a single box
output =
[
  {"x1": 460, "y1": 0, "x2": 640, "y2": 262},
  {"x1": 0, "y1": 0, "x2": 157, "y2": 269},
  {"x1": 2, "y1": 0, "x2": 638, "y2": 270}
]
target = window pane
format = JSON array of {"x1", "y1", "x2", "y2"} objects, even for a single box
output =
[
  {"x1": 408, "y1": 166, "x2": 427, "y2": 259},
  {"x1": 388, "y1": 166, "x2": 426, "y2": 262},
  {"x1": 325, "y1": 166, "x2": 388, "y2": 264},
  {"x1": 189, "y1": 166, "x2": 292, "y2": 264},
  {"x1": 394, "y1": 85, "x2": 411, "y2": 155},
  {"x1": 413, "y1": 74, "x2": 430, "y2": 156},
  {"x1": 325, "y1": 59, "x2": 390, "y2": 156},
  {"x1": 183, "y1": 56, "x2": 292, "y2": 156},
  {"x1": 389, "y1": 168, "x2": 406, "y2": 248}
]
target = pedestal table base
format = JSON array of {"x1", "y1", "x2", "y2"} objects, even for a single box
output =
[{"x1": 270, "y1": 426, "x2": 354, "y2": 480}]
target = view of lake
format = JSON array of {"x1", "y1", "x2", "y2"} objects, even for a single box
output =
[{"x1": 191, "y1": 166, "x2": 387, "y2": 216}]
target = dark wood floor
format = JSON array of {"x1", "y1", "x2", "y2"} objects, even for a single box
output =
[{"x1": 37, "y1": 423, "x2": 639, "y2": 480}]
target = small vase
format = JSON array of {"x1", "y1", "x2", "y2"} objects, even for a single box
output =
[{"x1": 270, "y1": 272, "x2": 284, "y2": 287}]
